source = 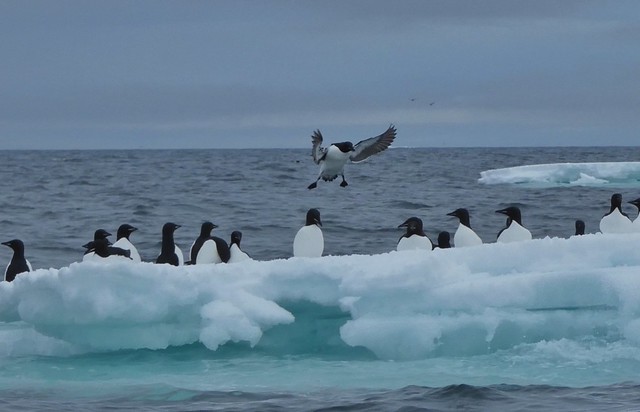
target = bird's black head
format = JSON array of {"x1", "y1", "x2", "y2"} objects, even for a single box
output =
[
  {"x1": 495, "y1": 206, "x2": 522, "y2": 225},
  {"x1": 628, "y1": 198, "x2": 640, "y2": 211},
  {"x1": 447, "y1": 208, "x2": 471, "y2": 227},
  {"x1": 575, "y1": 219, "x2": 585, "y2": 236},
  {"x1": 200, "y1": 221, "x2": 218, "y2": 237},
  {"x1": 94, "y1": 229, "x2": 112, "y2": 241},
  {"x1": 437, "y1": 231, "x2": 451, "y2": 249},
  {"x1": 231, "y1": 231, "x2": 242, "y2": 246},
  {"x1": 305, "y1": 208, "x2": 322, "y2": 227},
  {"x1": 117, "y1": 224, "x2": 137, "y2": 240},
  {"x1": 162, "y1": 222, "x2": 181, "y2": 235},
  {"x1": 334, "y1": 142, "x2": 355, "y2": 153},
  {"x1": 611, "y1": 193, "x2": 623, "y2": 210},
  {"x1": 2, "y1": 239, "x2": 24, "y2": 253},
  {"x1": 398, "y1": 217, "x2": 424, "y2": 236}
]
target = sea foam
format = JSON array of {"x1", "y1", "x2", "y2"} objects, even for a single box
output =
[{"x1": 2, "y1": 233, "x2": 640, "y2": 360}]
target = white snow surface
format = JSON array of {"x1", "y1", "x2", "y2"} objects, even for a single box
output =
[{"x1": 2, "y1": 233, "x2": 640, "y2": 360}]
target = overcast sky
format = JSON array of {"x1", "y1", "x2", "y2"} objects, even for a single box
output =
[{"x1": 1, "y1": 0, "x2": 639, "y2": 149}]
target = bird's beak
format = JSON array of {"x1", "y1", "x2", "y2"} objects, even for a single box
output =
[
  {"x1": 130, "y1": 227, "x2": 138, "y2": 232},
  {"x1": 82, "y1": 242, "x2": 91, "y2": 249},
  {"x1": 446, "y1": 211, "x2": 456, "y2": 217},
  {"x1": 398, "y1": 222, "x2": 408, "y2": 228},
  {"x1": 495, "y1": 209, "x2": 507, "y2": 215},
  {"x1": 315, "y1": 219, "x2": 322, "y2": 227},
  {"x1": 1, "y1": 241, "x2": 10, "y2": 247}
]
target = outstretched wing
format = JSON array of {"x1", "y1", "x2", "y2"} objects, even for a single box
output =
[
  {"x1": 311, "y1": 130, "x2": 327, "y2": 164},
  {"x1": 350, "y1": 125, "x2": 397, "y2": 163}
]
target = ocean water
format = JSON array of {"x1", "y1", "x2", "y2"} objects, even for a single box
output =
[{"x1": 1, "y1": 146, "x2": 640, "y2": 411}]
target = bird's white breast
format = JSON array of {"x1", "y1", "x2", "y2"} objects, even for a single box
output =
[
  {"x1": 113, "y1": 238, "x2": 142, "y2": 262},
  {"x1": 320, "y1": 146, "x2": 351, "y2": 176},
  {"x1": 293, "y1": 225, "x2": 324, "y2": 257},
  {"x1": 397, "y1": 234, "x2": 432, "y2": 252},
  {"x1": 453, "y1": 224, "x2": 483, "y2": 247},
  {"x1": 175, "y1": 245, "x2": 184, "y2": 266},
  {"x1": 497, "y1": 222, "x2": 532, "y2": 243},
  {"x1": 229, "y1": 244, "x2": 251, "y2": 263},
  {"x1": 196, "y1": 240, "x2": 222, "y2": 264},
  {"x1": 600, "y1": 209, "x2": 634, "y2": 234}
]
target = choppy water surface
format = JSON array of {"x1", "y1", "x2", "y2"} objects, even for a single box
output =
[{"x1": 1, "y1": 146, "x2": 640, "y2": 411}]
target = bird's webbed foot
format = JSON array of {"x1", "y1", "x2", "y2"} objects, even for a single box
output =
[
  {"x1": 308, "y1": 182, "x2": 318, "y2": 190},
  {"x1": 340, "y1": 180, "x2": 348, "y2": 188}
]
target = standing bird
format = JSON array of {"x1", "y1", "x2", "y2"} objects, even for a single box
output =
[
  {"x1": 574, "y1": 220, "x2": 586, "y2": 236},
  {"x1": 156, "y1": 222, "x2": 184, "y2": 266},
  {"x1": 496, "y1": 206, "x2": 532, "y2": 243},
  {"x1": 191, "y1": 221, "x2": 230, "y2": 264},
  {"x1": 308, "y1": 125, "x2": 397, "y2": 189},
  {"x1": 82, "y1": 229, "x2": 113, "y2": 260},
  {"x1": 2, "y1": 239, "x2": 32, "y2": 282},
  {"x1": 229, "y1": 231, "x2": 252, "y2": 263},
  {"x1": 434, "y1": 231, "x2": 451, "y2": 249},
  {"x1": 84, "y1": 238, "x2": 131, "y2": 259},
  {"x1": 397, "y1": 217, "x2": 432, "y2": 251},
  {"x1": 599, "y1": 193, "x2": 633, "y2": 234},
  {"x1": 447, "y1": 208, "x2": 483, "y2": 247},
  {"x1": 293, "y1": 208, "x2": 324, "y2": 257},
  {"x1": 628, "y1": 198, "x2": 640, "y2": 232},
  {"x1": 112, "y1": 224, "x2": 141, "y2": 262}
]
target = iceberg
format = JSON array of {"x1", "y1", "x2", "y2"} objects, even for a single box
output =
[
  {"x1": 2, "y1": 233, "x2": 640, "y2": 360},
  {"x1": 478, "y1": 162, "x2": 640, "y2": 187}
]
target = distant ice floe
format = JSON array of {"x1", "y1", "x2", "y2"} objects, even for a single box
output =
[{"x1": 479, "y1": 162, "x2": 640, "y2": 187}]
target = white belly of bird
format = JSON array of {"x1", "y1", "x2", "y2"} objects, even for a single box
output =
[
  {"x1": 112, "y1": 238, "x2": 142, "y2": 262},
  {"x1": 453, "y1": 224, "x2": 483, "y2": 247},
  {"x1": 320, "y1": 146, "x2": 351, "y2": 178},
  {"x1": 293, "y1": 225, "x2": 324, "y2": 257},
  {"x1": 497, "y1": 222, "x2": 532, "y2": 243},
  {"x1": 229, "y1": 244, "x2": 251, "y2": 263},
  {"x1": 600, "y1": 209, "x2": 634, "y2": 234},
  {"x1": 397, "y1": 235, "x2": 432, "y2": 252},
  {"x1": 175, "y1": 245, "x2": 184, "y2": 266},
  {"x1": 196, "y1": 240, "x2": 222, "y2": 264}
]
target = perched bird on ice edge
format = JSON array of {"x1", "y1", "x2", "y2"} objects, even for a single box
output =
[{"x1": 307, "y1": 125, "x2": 397, "y2": 189}]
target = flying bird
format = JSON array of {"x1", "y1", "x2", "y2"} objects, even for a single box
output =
[{"x1": 307, "y1": 125, "x2": 397, "y2": 189}]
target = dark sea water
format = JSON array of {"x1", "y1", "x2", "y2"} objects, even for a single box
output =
[
  {"x1": 2, "y1": 146, "x2": 639, "y2": 269},
  {"x1": 1, "y1": 146, "x2": 640, "y2": 411}
]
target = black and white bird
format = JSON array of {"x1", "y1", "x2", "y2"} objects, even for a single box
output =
[
  {"x1": 229, "y1": 231, "x2": 252, "y2": 263},
  {"x1": 82, "y1": 228, "x2": 113, "y2": 260},
  {"x1": 84, "y1": 238, "x2": 131, "y2": 260},
  {"x1": 447, "y1": 208, "x2": 483, "y2": 247},
  {"x1": 293, "y1": 208, "x2": 324, "y2": 257},
  {"x1": 2, "y1": 239, "x2": 32, "y2": 282},
  {"x1": 190, "y1": 221, "x2": 230, "y2": 264},
  {"x1": 627, "y1": 198, "x2": 640, "y2": 232},
  {"x1": 434, "y1": 231, "x2": 451, "y2": 249},
  {"x1": 496, "y1": 206, "x2": 532, "y2": 243},
  {"x1": 112, "y1": 224, "x2": 141, "y2": 262},
  {"x1": 397, "y1": 217, "x2": 432, "y2": 251},
  {"x1": 156, "y1": 222, "x2": 184, "y2": 266},
  {"x1": 308, "y1": 125, "x2": 397, "y2": 189},
  {"x1": 599, "y1": 193, "x2": 633, "y2": 234}
]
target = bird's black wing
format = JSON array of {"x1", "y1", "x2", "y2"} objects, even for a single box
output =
[
  {"x1": 350, "y1": 125, "x2": 397, "y2": 163},
  {"x1": 311, "y1": 130, "x2": 326, "y2": 164}
]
